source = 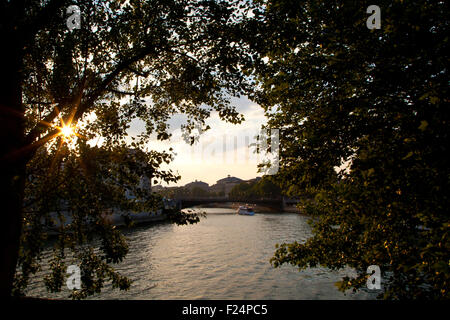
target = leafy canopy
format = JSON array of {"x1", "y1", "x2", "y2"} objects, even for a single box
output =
[
  {"x1": 229, "y1": 177, "x2": 281, "y2": 199},
  {"x1": 11, "y1": 0, "x2": 258, "y2": 298},
  {"x1": 252, "y1": 0, "x2": 449, "y2": 299}
]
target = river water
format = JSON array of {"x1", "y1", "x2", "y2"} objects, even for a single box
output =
[{"x1": 24, "y1": 208, "x2": 377, "y2": 299}]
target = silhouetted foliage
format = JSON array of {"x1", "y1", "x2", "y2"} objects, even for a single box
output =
[
  {"x1": 252, "y1": 0, "x2": 449, "y2": 299},
  {"x1": 229, "y1": 177, "x2": 281, "y2": 199},
  {"x1": 1, "y1": 0, "x2": 257, "y2": 298}
]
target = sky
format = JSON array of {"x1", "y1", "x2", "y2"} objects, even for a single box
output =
[{"x1": 127, "y1": 96, "x2": 269, "y2": 187}]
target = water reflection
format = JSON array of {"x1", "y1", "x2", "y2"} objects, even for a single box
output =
[{"x1": 24, "y1": 208, "x2": 377, "y2": 300}]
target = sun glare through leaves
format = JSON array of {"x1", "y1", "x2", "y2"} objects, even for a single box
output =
[
  {"x1": 54, "y1": 118, "x2": 84, "y2": 146},
  {"x1": 59, "y1": 125, "x2": 75, "y2": 140}
]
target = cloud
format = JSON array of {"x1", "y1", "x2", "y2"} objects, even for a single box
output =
[{"x1": 127, "y1": 96, "x2": 268, "y2": 186}]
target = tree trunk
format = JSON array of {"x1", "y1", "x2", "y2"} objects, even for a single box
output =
[{"x1": 0, "y1": 5, "x2": 26, "y2": 298}]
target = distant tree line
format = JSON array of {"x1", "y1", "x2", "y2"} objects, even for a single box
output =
[
  {"x1": 228, "y1": 177, "x2": 282, "y2": 200},
  {"x1": 155, "y1": 186, "x2": 225, "y2": 199}
]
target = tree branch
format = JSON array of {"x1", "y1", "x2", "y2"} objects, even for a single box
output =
[
  {"x1": 72, "y1": 44, "x2": 159, "y2": 122},
  {"x1": 19, "y1": 0, "x2": 67, "y2": 47}
]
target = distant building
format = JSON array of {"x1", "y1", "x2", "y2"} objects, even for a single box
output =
[
  {"x1": 244, "y1": 176, "x2": 262, "y2": 184},
  {"x1": 210, "y1": 175, "x2": 243, "y2": 197},
  {"x1": 184, "y1": 180, "x2": 209, "y2": 191},
  {"x1": 216, "y1": 175, "x2": 243, "y2": 184},
  {"x1": 151, "y1": 185, "x2": 165, "y2": 192},
  {"x1": 151, "y1": 176, "x2": 262, "y2": 199}
]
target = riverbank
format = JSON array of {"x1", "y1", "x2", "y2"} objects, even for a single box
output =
[{"x1": 190, "y1": 202, "x2": 301, "y2": 213}]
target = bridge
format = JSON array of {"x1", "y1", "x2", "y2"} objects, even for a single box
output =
[{"x1": 172, "y1": 196, "x2": 299, "y2": 211}]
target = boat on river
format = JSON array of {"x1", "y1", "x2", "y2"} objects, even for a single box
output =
[{"x1": 237, "y1": 205, "x2": 255, "y2": 215}]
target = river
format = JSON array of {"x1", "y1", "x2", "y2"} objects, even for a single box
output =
[{"x1": 24, "y1": 208, "x2": 378, "y2": 299}]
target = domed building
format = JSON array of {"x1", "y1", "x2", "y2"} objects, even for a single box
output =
[{"x1": 210, "y1": 175, "x2": 243, "y2": 197}]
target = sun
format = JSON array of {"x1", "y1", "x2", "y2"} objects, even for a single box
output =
[
  {"x1": 57, "y1": 123, "x2": 80, "y2": 143},
  {"x1": 43, "y1": 106, "x2": 85, "y2": 148},
  {"x1": 60, "y1": 125, "x2": 75, "y2": 138}
]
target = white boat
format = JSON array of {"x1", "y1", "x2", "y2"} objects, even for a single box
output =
[{"x1": 237, "y1": 205, "x2": 255, "y2": 215}]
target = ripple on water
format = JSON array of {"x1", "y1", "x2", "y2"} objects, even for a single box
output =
[{"x1": 24, "y1": 210, "x2": 378, "y2": 300}]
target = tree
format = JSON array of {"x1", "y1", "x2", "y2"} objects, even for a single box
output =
[
  {"x1": 229, "y1": 181, "x2": 253, "y2": 199},
  {"x1": 229, "y1": 177, "x2": 281, "y2": 199},
  {"x1": 0, "y1": 0, "x2": 256, "y2": 298},
  {"x1": 189, "y1": 186, "x2": 209, "y2": 197},
  {"x1": 252, "y1": 0, "x2": 449, "y2": 299}
]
